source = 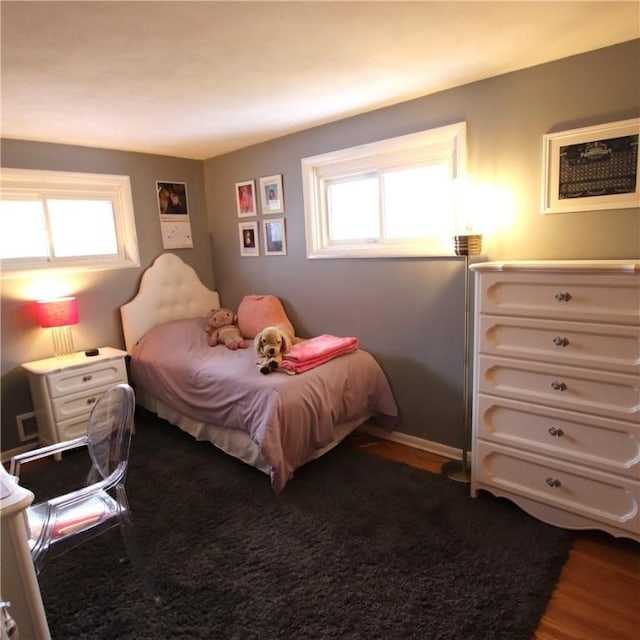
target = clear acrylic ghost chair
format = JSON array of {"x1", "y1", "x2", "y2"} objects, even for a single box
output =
[{"x1": 10, "y1": 383, "x2": 156, "y2": 599}]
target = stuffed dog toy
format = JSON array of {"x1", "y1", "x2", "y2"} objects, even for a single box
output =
[
  {"x1": 254, "y1": 325, "x2": 296, "y2": 374},
  {"x1": 205, "y1": 308, "x2": 249, "y2": 350}
]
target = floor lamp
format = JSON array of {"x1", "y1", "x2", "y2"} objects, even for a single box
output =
[{"x1": 443, "y1": 234, "x2": 482, "y2": 483}]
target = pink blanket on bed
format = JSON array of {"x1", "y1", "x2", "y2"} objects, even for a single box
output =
[{"x1": 280, "y1": 335, "x2": 359, "y2": 374}]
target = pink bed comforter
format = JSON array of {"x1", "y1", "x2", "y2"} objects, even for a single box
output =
[{"x1": 130, "y1": 318, "x2": 399, "y2": 491}]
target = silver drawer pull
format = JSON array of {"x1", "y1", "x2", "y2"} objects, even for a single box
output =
[
  {"x1": 552, "y1": 336, "x2": 569, "y2": 347},
  {"x1": 551, "y1": 380, "x2": 567, "y2": 391},
  {"x1": 548, "y1": 426, "x2": 564, "y2": 437},
  {"x1": 545, "y1": 477, "x2": 562, "y2": 488},
  {"x1": 554, "y1": 291, "x2": 572, "y2": 302},
  {"x1": 86, "y1": 397, "x2": 97, "y2": 405},
  {"x1": 82, "y1": 374, "x2": 93, "y2": 382}
]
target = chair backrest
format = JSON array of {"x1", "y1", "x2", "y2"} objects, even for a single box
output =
[{"x1": 86, "y1": 383, "x2": 135, "y2": 484}]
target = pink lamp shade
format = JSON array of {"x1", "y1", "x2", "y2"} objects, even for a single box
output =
[
  {"x1": 36, "y1": 297, "x2": 79, "y2": 358},
  {"x1": 36, "y1": 297, "x2": 79, "y2": 328}
]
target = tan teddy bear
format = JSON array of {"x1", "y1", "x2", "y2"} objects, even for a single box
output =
[{"x1": 205, "y1": 308, "x2": 249, "y2": 350}]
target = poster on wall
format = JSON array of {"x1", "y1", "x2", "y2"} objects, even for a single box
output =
[
  {"x1": 156, "y1": 181, "x2": 194, "y2": 248},
  {"x1": 541, "y1": 118, "x2": 639, "y2": 214}
]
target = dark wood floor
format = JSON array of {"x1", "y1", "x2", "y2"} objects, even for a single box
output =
[{"x1": 346, "y1": 432, "x2": 640, "y2": 640}]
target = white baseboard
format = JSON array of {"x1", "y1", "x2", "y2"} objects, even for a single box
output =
[
  {"x1": 1, "y1": 442, "x2": 38, "y2": 464},
  {"x1": 2, "y1": 426, "x2": 464, "y2": 465},
  {"x1": 359, "y1": 424, "x2": 465, "y2": 461}
]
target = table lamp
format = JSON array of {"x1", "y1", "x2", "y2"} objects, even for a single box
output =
[{"x1": 36, "y1": 297, "x2": 79, "y2": 358}]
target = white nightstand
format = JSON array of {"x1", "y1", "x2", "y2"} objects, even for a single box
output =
[{"x1": 22, "y1": 347, "x2": 128, "y2": 447}]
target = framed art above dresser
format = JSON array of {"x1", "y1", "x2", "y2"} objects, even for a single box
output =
[{"x1": 469, "y1": 260, "x2": 640, "y2": 542}]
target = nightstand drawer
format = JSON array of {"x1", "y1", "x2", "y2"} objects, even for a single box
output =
[
  {"x1": 476, "y1": 395, "x2": 640, "y2": 478},
  {"x1": 51, "y1": 383, "x2": 117, "y2": 422},
  {"x1": 478, "y1": 355, "x2": 640, "y2": 422},
  {"x1": 479, "y1": 316, "x2": 640, "y2": 374},
  {"x1": 23, "y1": 347, "x2": 128, "y2": 448},
  {"x1": 475, "y1": 441, "x2": 640, "y2": 535},
  {"x1": 480, "y1": 272, "x2": 640, "y2": 325},
  {"x1": 57, "y1": 415, "x2": 91, "y2": 441},
  {"x1": 46, "y1": 359, "x2": 127, "y2": 399}
]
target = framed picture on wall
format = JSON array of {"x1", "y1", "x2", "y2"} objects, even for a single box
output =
[
  {"x1": 238, "y1": 221, "x2": 260, "y2": 257},
  {"x1": 541, "y1": 118, "x2": 639, "y2": 214},
  {"x1": 263, "y1": 217, "x2": 287, "y2": 256},
  {"x1": 259, "y1": 174, "x2": 285, "y2": 214},
  {"x1": 235, "y1": 180, "x2": 257, "y2": 217}
]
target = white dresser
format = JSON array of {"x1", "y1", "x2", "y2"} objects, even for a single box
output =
[
  {"x1": 469, "y1": 260, "x2": 640, "y2": 542},
  {"x1": 22, "y1": 348, "x2": 128, "y2": 447}
]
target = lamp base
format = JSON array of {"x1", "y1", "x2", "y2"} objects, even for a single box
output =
[
  {"x1": 442, "y1": 459, "x2": 471, "y2": 484},
  {"x1": 51, "y1": 326, "x2": 75, "y2": 358}
]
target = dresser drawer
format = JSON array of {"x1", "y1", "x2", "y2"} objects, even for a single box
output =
[
  {"x1": 51, "y1": 383, "x2": 117, "y2": 422},
  {"x1": 474, "y1": 441, "x2": 640, "y2": 535},
  {"x1": 57, "y1": 415, "x2": 91, "y2": 441},
  {"x1": 476, "y1": 395, "x2": 640, "y2": 478},
  {"x1": 479, "y1": 316, "x2": 640, "y2": 374},
  {"x1": 46, "y1": 359, "x2": 127, "y2": 399},
  {"x1": 479, "y1": 272, "x2": 640, "y2": 325},
  {"x1": 478, "y1": 355, "x2": 640, "y2": 422}
]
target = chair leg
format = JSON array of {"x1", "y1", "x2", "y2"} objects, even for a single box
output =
[
  {"x1": 116, "y1": 486, "x2": 160, "y2": 602},
  {"x1": 31, "y1": 547, "x2": 47, "y2": 576}
]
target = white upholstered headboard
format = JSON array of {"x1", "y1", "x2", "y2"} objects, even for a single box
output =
[{"x1": 120, "y1": 253, "x2": 220, "y2": 353}]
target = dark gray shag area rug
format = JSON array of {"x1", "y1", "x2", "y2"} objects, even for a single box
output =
[{"x1": 21, "y1": 414, "x2": 571, "y2": 640}]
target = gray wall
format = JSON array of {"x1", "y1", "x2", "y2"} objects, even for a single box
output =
[
  {"x1": 1, "y1": 39, "x2": 638, "y2": 454},
  {"x1": 0, "y1": 142, "x2": 211, "y2": 450},
  {"x1": 203, "y1": 40, "x2": 639, "y2": 448}
]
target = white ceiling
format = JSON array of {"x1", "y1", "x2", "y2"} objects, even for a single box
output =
[{"x1": 1, "y1": 1, "x2": 638, "y2": 160}]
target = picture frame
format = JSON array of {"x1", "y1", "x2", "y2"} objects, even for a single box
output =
[
  {"x1": 235, "y1": 180, "x2": 257, "y2": 217},
  {"x1": 263, "y1": 217, "x2": 287, "y2": 256},
  {"x1": 259, "y1": 174, "x2": 285, "y2": 214},
  {"x1": 238, "y1": 221, "x2": 260, "y2": 257},
  {"x1": 156, "y1": 181, "x2": 189, "y2": 216},
  {"x1": 541, "y1": 118, "x2": 639, "y2": 214}
]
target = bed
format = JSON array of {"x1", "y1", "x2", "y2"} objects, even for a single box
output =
[{"x1": 120, "y1": 253, "x2": 399, "y2": 492}]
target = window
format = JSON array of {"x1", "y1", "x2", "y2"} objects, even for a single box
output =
[
  {"x1": 301, "y1": 122, "x2": 466, "y2": 258},
  {"x1": 0, "y1": 169, "x2": 140, "y2": 276}
]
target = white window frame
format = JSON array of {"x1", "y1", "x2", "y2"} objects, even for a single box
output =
[
  {"x1": 0, "y1": 168, "x2": 140, "y2": 277},
  {"x1": 301, "y1": 122, "x2": 467, "y2": 258}
]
